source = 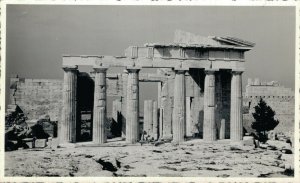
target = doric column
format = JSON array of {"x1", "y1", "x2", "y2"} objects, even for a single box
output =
[
  {"x1": 126, "y1": 68, "x2": 140, "y2": 143},
  {"x1": 152, "y1": 100, "x2": 158, "y2": 140},
  {"x1": 230, "y1": 71, "x2": 243, "y2": 141},
  {"x1": 121, "y1": 70, "x2": 128, "y2": 138},
  {"x1": 172, "y1": 69, "x2": 186, "y2": 144},
  {"x1": 203, "y1": 70, "x2": 217, "y2": 141},
  {"x1": 92, "y1": 66, "x2": 108, "y2": 144},
  {"x1": 60, "y1": 65, "x2": 78, "y2": 144}
]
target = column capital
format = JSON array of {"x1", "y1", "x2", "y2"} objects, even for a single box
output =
[
  {"x1": 231, "y1": 70, "x2": 244, "y2": 75},
  {"x1": 93, "y1": 66, "x2": 108, "y2": 73},
  {"x1": 62, "y1": 65, "x2": 78, "y2": 71},
  {"x1": 174, "y1": 67, "x2": 188, "y2": 74},
  {"x1": 126, "y1": 67, "x2": 141, "y2": 73}
]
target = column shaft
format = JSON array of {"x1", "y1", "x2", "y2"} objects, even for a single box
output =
[
  {"x1": 172, "y1": 70, "x2": 186, "y2": 143},
  {"x1": 121, "y1": 71, "x2": 128, "y2": 138},
  {"x1": 61, "y1": 66, "x2": 78, "y2": 144},
  {"x1": 203, "y1": 70, "x2": 216, "y2": 141},
  {"x1": 126, "y1": 68, "x2": 140, "y2": 143},
  {"x1": 93, "y1": 67, "x2": 108, "y2": 144},
  {"x1": 230, "y1": 71, "x2": 243, "y2": 141}
]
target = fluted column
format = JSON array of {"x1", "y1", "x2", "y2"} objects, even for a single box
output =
[
  {"x1": 60, "y1": 65, "x2": 78, "y2": 144},
  {"x1": 172, "y1": 69, "x2": 186, "y2": 144},
  {"x1": 126, "y1": 68, "x2": 140, "y2": 143},
  {"x1": 121, "y1": 70, "x2": 128, "y2": 138},
  {"x1": 92, "y1": 67, "x2": 108, "y2": 144},
  {"x1": 230, "y1": 71, "x2": 243, "y2": 141},
  {"x1": 203, "y1": 70, "x2": 217, "y2": 141}
]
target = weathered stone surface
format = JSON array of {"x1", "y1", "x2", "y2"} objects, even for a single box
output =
[
  {"x1": 152, "y1": 101, "x2": 158, "y2": 140},
  {"x1": 92, "y1": 67, "x2": 108, "y2": 144},
  {"x1": 121, "y1": 71, "x2": 128, "y2": 138},
  {"x1": 243, "y1": 79, "x2": 294, "y2": 136},
  {"x1": 158, "y1": 68, "x2": 174, "y2": 140},
  {"x1": 143, "y1": 100, "x2": 153, "y2": 137},
  {"x1": 9, "y1": 77, "x2": 63, "y2": 121},
  {"x1": 125, "y1": 68, "x2": 140, "y2": 143},
  {"x1": 219, "y1": 119, "x2": 225, "y2": 140},
  {"x1": 172, "y1": 70, "x2": 186, "y2": 143},
  {"x1": 203, "y1": 70, "x2": 216, "y2": 141},
  {"x1": 60, "y1": 66, "x2": 78, "y2": 144},
  {"x1": 185, "y1": 97, "x2": 192, "y2": 137},
  {"x1": 230, "y1": 71, "x2": 243, "y2": 141}
]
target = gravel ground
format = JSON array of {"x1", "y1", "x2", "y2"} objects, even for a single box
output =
[{"x1": 5, "y1": 138, "x2": 294, "y2": 177}]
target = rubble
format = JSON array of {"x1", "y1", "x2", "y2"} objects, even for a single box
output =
[{"x1": 5, "y1": 106, "x2": 56, "y2": 151}]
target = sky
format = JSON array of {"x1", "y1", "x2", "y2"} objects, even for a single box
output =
[{"x1": 5, "y1": 5, "x2": 296, "y2": 110}]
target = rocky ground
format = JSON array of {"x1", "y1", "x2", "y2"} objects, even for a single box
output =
[{"x1": 5, "y1": 138, "x2": 294, "y2": 177}]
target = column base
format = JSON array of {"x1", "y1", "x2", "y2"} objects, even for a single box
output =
[{"x1": 161, "y1": 134, "x2": 173, "y2": 141}]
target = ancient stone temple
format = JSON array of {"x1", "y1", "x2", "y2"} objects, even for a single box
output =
[{"x1": 59, "y1": 30, "x2": 255, "y2": 145}]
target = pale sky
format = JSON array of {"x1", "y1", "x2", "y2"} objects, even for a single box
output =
[{"x1": 5, "y1": 5, "x2": 296, "y2": 109}]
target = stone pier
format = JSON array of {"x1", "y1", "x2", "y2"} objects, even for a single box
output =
[
  {"x1": 92, "y1": 67, "x2": 108, "y2": 144},
  {"x1": 172, "y1": 69, "x2": 186, "y2": 143},
  {"x1": 203, "y1": 70, "x2": 216, "y2": 141},
  {"x1": 112, "y1": 98, "x2": 122, "y2": 125},
  {"x1": 125, "y1": 68, "x2": 140, "y2": 143},
  {"x1": 152, "y1": 101, "x2": 158, "y2": 140},
  {"x1": 219, "y1": 119, "x2": 225, "y2": 140},
  {"x1": 60, "y1": 65, "x2": 78, "y2": 144},
  {"x1": 230, "y1": 71, "x2": 243, "y2": 141},
  {"x1": 144, "y1": 100, "x2": 153, "y2": 136}
]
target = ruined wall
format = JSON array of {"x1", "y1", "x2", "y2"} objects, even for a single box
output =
[
  {"x1": 243, "y1": 78, "x2": 295, "y2": 135},
  {"x1": 9, "y1": 76, "x2": 63, "y2": 121},
  {"x1": 8, "y1": 73, "x2": 122, "y2": 122}
]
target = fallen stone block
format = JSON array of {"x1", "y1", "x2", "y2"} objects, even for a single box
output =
[
  {"x1": 22, "y1": 138, "x2": 34, "y2": 148},
  {"x1": 266, "y1": 140, "x2": 291, "y2": 150},
  {"x1": 35, "y1": 139, "x2": 47, "y2": 148},
  {"x1": 243, "y1": 136, "x2": 254, "y2": 146}
]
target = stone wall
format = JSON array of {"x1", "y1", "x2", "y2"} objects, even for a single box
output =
[
  {"x1": 243, "y1": 78, "x2": 295, "y2": 136},
  {"x1": 9, "y1": 76, "x2": 63, "y2": 121}
]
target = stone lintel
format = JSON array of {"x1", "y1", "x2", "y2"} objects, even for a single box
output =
[
  {"x1": 174, "y1": 67, "x2": 189, "y2": 72},
  {"x1": 204, "y1": 69, "x2": 218, "y2": 74}
]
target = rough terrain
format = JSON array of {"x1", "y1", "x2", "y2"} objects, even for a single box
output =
[{"x1": 5, "y1": 138, "x2": 294, "y2": 177}]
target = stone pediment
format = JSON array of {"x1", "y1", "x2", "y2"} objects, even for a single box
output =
[{"x1": 145, "y1": 30, "x2": 255, "y2": 50}]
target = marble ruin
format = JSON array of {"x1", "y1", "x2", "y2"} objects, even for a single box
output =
[{"x1": 59, "y1": 30, "x2": 255, "y2": 145}]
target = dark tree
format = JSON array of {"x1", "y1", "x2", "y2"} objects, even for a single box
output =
[{"x1": 251, "y1": 98, "x2": 279, "y2": 142}]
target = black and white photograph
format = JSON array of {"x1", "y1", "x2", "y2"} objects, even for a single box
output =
[{"x1": 1, "y1": 0, "x2": 298, "y2": 181}]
